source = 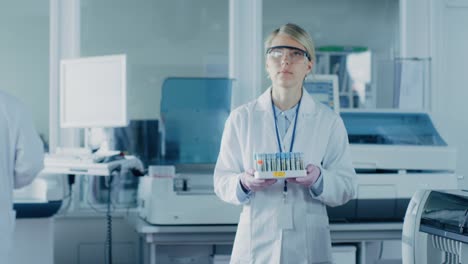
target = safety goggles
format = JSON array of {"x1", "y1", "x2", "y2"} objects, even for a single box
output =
[{"x1": 266, "y1": 45, "x2": 311, "y2": 64}]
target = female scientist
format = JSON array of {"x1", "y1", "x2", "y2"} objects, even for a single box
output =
[{"x1": 214, "y1": 23, "x2": 356, "y2": 264}]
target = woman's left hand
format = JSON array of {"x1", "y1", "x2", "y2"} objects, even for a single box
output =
[{"x1": 287, "y1": 164, "x2": 321, "y2": 187}]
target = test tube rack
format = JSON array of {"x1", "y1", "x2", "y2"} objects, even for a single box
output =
[{"x1": 253, "y1": 152, "x2": 306, "y2": 179}]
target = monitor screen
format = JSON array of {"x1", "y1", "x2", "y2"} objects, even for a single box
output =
[
  {"x1": 304, "y1": 74, "x2": 339, "y2": 112},
  {"x1": 112, "y1": 120, "x2": 161, "y2": 166},
  {"x1": 60, "y1": 54, "x2": 127, "y2": 128}
]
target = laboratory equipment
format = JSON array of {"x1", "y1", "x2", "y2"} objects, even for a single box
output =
[
  {"x1": 48, "y1": 53, "x2": 131, "y2": 190},
  {"x1": 314, "y1": 46, "x2": 371, "y2": 109},
  {"x1": 328, "y1": 111, "x2": 458, "y2": 222},
  {"x1": 139, "y1": 77, "x2": 242, "y2": 225},
  {"x1": 43, "y1": 148, "x2": 126, "y2": 176},
  {"x1": 253, "y1": 152, "x2": 306, "y2": 179},
  {"x1": 139, "y1": 167, "x2": 241, "y2": 225},
  {"x1": 402, "y1": 189, "x2": 468, "y2": 264},
  {"x1": 45, "y1": 54, "x2": 130, "y2": 175},
  {"x1": 60, "y1": 54, "x2": 127, "y2": 128},
  {"x1": 304, "y1": 74, "x2": 340, "y2": 112}
]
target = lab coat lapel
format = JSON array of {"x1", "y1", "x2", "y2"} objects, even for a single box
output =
[
  {"x1": 279, "y1": 89, "x2": 318, "y2": 152},
  {"x1": 255, "y1": 87, "x2": 280, "y2": 152},
  {"x1": 281, "y1": 121, "x2": 293, "y2": 152},
  {"x1": 294, "y1": 89, "x2": 318, "y2": 142}
]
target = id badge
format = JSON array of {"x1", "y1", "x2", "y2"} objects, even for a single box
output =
[{"x1": 278, "y1": 203, "x2": 294, "y2": 230}]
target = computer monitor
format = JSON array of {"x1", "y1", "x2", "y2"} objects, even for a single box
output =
[
  {"x1": 304, "y1": 74, "x2": 340, "y2": 113},
  {"x1": 60, "y1": 54, "x2": 128, "y2": 128},
  {"x1": 112, "y1": 119, "x2": 161, "y2": 166}
]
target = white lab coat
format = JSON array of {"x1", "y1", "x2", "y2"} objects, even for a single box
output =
[
  {"x1": 214, "y1": 87, "x2": 356, "y2": 264},
  {"x1": 0, "y1": 91, "x2": 44, "y2": 260}
]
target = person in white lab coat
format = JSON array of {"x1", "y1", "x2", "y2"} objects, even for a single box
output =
[
  {"x1": 0, "y1": 90, "x2": 44, "y2": 260},
  {"x1": 214, "y1": 23, "x2": 357, "y2": 264}
]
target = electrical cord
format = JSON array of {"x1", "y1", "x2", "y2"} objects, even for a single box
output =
[
  {"x1": 77, "y1": 160, "x2": 141, "y2": 264},
  {"x1": 57, "y1": 175, "x2": 75, "y2": 214},
  {"x1": 378, "y1": 241, "x2": 384, "y2": 260},
  {"x1": 106, "y1": 174, "x2": 113, "y2": 264},
  {"x1": 84, "y1": 175, "x2": 121, "y2": 214},
  {"x1": 84, "y1": 176, "x2": 109, "y2": 214},
  {"x1": 106, "y1": 168, "x2": 120, "y2": 264}
]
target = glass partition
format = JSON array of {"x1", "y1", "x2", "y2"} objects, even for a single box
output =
[
  {"x1": 0, "y1": 1, "x2": 49, "y2": 148},
  {"x1": 80, "y1": 0, "x2": 229, "y2": 121}
]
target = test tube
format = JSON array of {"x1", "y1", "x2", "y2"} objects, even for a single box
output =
[
  {"x1": 299, "y1": 153, "x2": 304, "y2": 170},
  {"x1": 254, "y1": 153, "x2": 259, "y2": 171},
  {"x1": 289, "y1": 152, "x2": 295, "y2": 170},
  {"x1": 276, "y1": 153, "x2": 281, "y2": 171},
  {"x1": 285, "y1": 153, "x2": 290, "y2": 171},
  {"x1": 290, "y1": 152, "x2": 296, "y2": 170},
  {"x1": 271, "y1": 153, "x2": 276, "y2": 172},
  {"x1": 295, "y1": 153, "x2": 301, "y2": 171},
  {"x1": 259, "y1": 154, "x2": 265, "y2": 172},
  {"x1": 281, "y1": 153, "x2": 286, "y2": 171},
  {"x1": 270, "y1": 153, "x2": 274, "y2": 171},
  {"x1": 267, "y1": 154, "x2": 273, "y2": 171},
  {"x1": 255, "y1": 153, "x2": 263, "y2": 171}
]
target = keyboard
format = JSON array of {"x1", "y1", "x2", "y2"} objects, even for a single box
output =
[
  {"x1": 45, "y1": 153, "x2": 97, "y2": 164},
  {"x1": 44, "y1": 152, "x2": 126, "y2": 176}
]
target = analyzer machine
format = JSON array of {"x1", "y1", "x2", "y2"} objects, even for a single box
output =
[{"x1": 402, "y1": 189, "x2": 468, "y2": 264}]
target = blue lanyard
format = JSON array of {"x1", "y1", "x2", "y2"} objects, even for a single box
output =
[
  {"x1": 271, "y1": 97, "x2": 301, "y2": 153},
  {"x1": 271, "y1": 95, "x2": 301, "y2": 199}
]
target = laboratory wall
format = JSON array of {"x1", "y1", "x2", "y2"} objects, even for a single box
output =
[
  {"x1": 431, "y1": 1, "x2": 468, "y2": 189},
  {"x1": 80, "y1": 0, "x2": 229, "y2": 120},
  {"x1": 0, "y1": 0, "x2": 49, "y2": 143}
]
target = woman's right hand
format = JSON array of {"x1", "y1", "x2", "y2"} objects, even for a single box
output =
[{"x1": 240, "y1": 169, "x2": 277, "y2": 192}]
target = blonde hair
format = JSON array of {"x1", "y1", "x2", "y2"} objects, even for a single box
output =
[{"x1": 264, "y1": 23, "x2": 315, "y2": 62}]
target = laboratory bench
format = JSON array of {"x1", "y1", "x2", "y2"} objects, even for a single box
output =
[{"x1": 126, "y1": 213, "x2": 403, "y2": 264}]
